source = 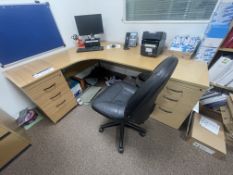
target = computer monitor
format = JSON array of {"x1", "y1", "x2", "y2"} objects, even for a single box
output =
[{"x1": 74, "y1": 14, "x2": 104, "y2": 36}]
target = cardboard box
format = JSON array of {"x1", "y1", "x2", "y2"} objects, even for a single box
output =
[
  {"x1": 230, "y1": 93, "x2": 233, "y2": 101},
  {"x1": 227, "y1": 97, "x2": 233, "y2": 117},
  {"x1": 199, "y1": 105, "x2": 222, "y2": 122},
  {"x1": 186, "y1": 112, "x2": 226, "y2": 158},
  {"x1": 220, "y1": 105, "x2": 233, "y2": 135},
  {"x1": 225, "y1": 132, "x2": 233, "y2": 147},
  {"x1": 165, "y1": 50, "x2": 193, "y2": 60}
]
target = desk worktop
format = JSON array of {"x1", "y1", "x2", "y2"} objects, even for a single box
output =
[{"x1": 4, "y1": 44, "x2": 209, "y2": 89}]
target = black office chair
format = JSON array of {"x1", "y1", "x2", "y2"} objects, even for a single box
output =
[
  {"x1": 136, "y1": 71, "x2": 151, "y2": 87},
  {"x1": 92, "y1": 57, "x2": 178, "y2": 153}
]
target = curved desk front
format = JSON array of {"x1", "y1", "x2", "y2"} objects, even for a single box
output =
[{"x1": 4, "y1": 45, "x2": 209, "y2": 128}]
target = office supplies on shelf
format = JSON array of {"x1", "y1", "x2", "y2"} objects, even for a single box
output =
[
  {"x1": 221, "y1": 28, "x2": 233, "y2": 48},
  {"x1": 205, "y1": 1, "x2": 233, "y2": 39},
  {"x1": 202, "y1": 37, "x2": 223, "y2": 48},
  {"x1": 209, "y1": 56, "x2": 233, "y2": 82},
  {"x1": 123, "y1": 32, "x2": 138, "y2": 50},
  {"x1": 200, "y1": 88, "x2": 221, "y2": 100},
  {"x1": 141, "y1": 31, "x2": 166, "y2": 57},
  {"x1": 195, "y1": 1, "x2": 233, "y2": 64},
  {"x1": 76, "y1": 46, "x2": 104, "y2": 53},
  {"x1": 200, "y1": 91, "x2": 228, "y2": 108},
  {"x1": 217, "y1": 69, "x2": 233, "y2": 87},
  {"x1": 209, "y1": 55, "x2": 233, "y2": 88},
  {"x1": 0, "y1": 3, "x2": 65, "y2": 67},
  {"x1": 195, "y1": 47, "x2": 217, "y2": 63}
]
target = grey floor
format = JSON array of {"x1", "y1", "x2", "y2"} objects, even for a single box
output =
[{"x1": 2, "y1": 106, "x2": 233, "y2": 175}]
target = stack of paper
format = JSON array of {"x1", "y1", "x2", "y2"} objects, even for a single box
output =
[
  {"x1": 200, "y1": 89, "x2": 228, "y2": 108},
  {"x1": 209, "y1": 56, "x2": 233, "y2": 88}
]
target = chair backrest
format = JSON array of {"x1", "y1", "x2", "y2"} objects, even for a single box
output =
[{"x1": 125, "y1": 56, "x2": 178, "y2": 124}]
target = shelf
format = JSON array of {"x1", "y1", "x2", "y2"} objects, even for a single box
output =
[
  {"x1": 210, "y1": 82, "x2": 233, "y2": 92},
  {"x1": 218, "y1": 48, "x2": 233, "y2": 52}
]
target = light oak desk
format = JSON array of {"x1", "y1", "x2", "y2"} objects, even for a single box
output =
[
  {"x1": 4, "y1": 44, "x2": 209, "y2": 128},
  {"x1": 0, "y1": 123, "x2": 30, "y2": 170},
  {"x1": 0, "y1": 109, "x2": 30, "y2": 170}
]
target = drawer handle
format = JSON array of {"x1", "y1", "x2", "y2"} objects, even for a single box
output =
[
  {"x1": 56, "y1": 100, "x2": 66, "y2": 108},
  {"x1": 50, "y1": 92, "x2": 61, "y2": 100},
  {"x1": 166, "y1": 87, "x2": 183, "y2": 93},
  {"x1": 43, "y1": 83, "x2": 56, "y2": 92},
  {"x1": 159, "y1": 106, "x2": 173, "y2": 114},
  {"x1": 0, "y1": 131, "x2": 11, "y2": 140},
  {"x1": 163, "y1": 95, "x2": 178, "y2": 102}
]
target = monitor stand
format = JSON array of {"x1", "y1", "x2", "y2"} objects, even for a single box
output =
[
  {"x1": 85, "y1": 38, "x2": 100, "y2": 47},
  {"x1": 85, "y1": 35, "x2": 101, "y2": 48},
  {"x1": 88, "y1": 34, "x2": 96, "y2": 40}
]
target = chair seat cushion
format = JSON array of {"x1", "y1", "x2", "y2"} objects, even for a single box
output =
[{"x1": 92, "y1": 82, "x2": 137, "y2": 120}]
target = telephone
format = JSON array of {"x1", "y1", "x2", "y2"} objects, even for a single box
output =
[{"x1": 124, "y1": 32, "x2": 138, "y2": 50}]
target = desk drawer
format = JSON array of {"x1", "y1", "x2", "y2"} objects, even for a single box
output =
[
  {"x1": 43, "y1": 96, "x2": 77, "y2": 123},
  {"x1": 23, "y1": 71, "x2": 67, "y2": 100},
  {"x1": 43, "y1": 90, "x2": 75, "y2": 112},
  {"x1": 151, "y1": 105, "x2": 185, "y2": 129},
  {"x1": 151, "y1": 103, "x2": 193, "y2": 129},
  {"x1": 152, "y1": 80, "x2": 205, "y2": 129},
  {"x1": 33, "y1": 85, "x2": 71, "y2": 109},
  {"x1": 23, "y1": 71, "x2": 77, "y2": 123},
  {"x1": 156, "y1": 80, "x2": 203, "y2": 106}
]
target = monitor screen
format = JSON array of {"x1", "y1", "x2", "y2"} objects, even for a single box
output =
[{"x1": 74, "y1": 14, "x2": 104, "y2": 36}]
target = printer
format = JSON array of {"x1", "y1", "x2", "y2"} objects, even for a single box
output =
[{"x1": 141, "y1": 31, "x2": 166, "y2": 57}]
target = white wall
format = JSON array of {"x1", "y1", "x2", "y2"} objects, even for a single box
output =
[
  {"x1": 0, "y1": 0, "x2": 209, "y2": 119},
  {"x1": 85, "y1": 0, "x2": 208, "y2": 43}
]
